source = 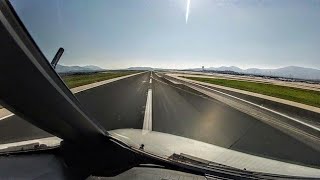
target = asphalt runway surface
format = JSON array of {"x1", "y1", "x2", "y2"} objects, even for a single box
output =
[{"x1": 0, "y1": 71, "x2": 319, "y2": 167}]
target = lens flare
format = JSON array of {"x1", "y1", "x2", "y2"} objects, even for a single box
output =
[{"x1": 186, "y1": 0, "x2": 191, "y2": 24}]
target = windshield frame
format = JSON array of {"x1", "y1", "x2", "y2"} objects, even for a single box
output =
[
  {"x1": 0, "y1": 0, "x2": 106, "y2": 146},
  {"x1": 1, "y1": 1, "x2": 320, "y2": 178}
]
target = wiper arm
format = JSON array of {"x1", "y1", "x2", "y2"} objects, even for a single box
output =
[
  {"x1": 169, "y1": 153, "x2": 236, "y2": 170},
  {"x1": 168, "y1": 153, "x2": 306, "y2": 179},
  {"x1": 51, "y1": 47, "x2": 64, "y2": 69}
]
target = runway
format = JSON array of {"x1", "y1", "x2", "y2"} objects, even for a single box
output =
[{"x1": 0, "y1": 71, "x2": 319, "y2": 167}]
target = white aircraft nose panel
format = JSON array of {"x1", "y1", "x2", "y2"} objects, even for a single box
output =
[{"x1": 109, "y1": 128, "x2": 320, "y2": 178}]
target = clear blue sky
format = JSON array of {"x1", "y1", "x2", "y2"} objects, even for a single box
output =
[{"x1": 10, "y1": 0, "x2": 320, "y2": 69}]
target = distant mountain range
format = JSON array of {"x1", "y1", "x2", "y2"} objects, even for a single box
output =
[
  {"x1": 189, "y1": 66, "x2": 320, "y2": 80},
  {"x1": 55, "y1": 64, "x2": 320, "y2": 80},
  {"x1": 56, "y1": 64, "x2": 105, "y2": 73}
]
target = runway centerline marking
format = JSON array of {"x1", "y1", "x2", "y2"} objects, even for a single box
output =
[
  {"x1": 143, "y1": 89, "x2": 152, "y2": 131},
  {"x1": 149, "y1": 79, "x2": 152, "y2": 84}
]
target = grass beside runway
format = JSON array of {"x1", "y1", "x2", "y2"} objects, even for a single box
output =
[
  {"x1": 184, "y1": 76, "x2": 320, "y2": 108},
  {"x1": 62, "y1": 71, "x2": 140, "y2": 89}
]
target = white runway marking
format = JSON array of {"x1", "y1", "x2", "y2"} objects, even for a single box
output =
[
  {"x1": 0, "y1": 72, "x2": 147, "y2": 121},
  {"x1": 189, "y1": 81, "x2": 320, "y2": 132},
  {"x1": 72, "y1": 72, "x2": 145, "y2": 93},
  {"x1": 0, "y1": 114, "x2": 14, "y2": 121},
  {"x1": 149, "y1": 79, "x2": 152, "y2": 84},
  {"x1": 143, "y1": 89, "x2": 152, "y2": 131}
]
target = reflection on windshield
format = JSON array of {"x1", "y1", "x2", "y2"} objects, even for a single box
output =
[{"x1": 2, "y1": 0, "x2": 320, "y2": 176}]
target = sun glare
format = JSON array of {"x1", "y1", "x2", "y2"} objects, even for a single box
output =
[{"x1": 186, "y1": 0, "x2": 191, "y2": 24}]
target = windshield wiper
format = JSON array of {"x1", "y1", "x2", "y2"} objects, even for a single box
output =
[
  {"x1": 169, "y1": 153, "x2": 236, "y2": 170},
  {"x1": 168, "y1": 153, "x2": 310, "y2": 179},
  {"x1": 51, "y1": 47, "x2": 64, "y2": 69}
]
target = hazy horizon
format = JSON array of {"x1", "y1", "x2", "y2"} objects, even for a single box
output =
[
  {"x1": 58, "y1": 63, "x2": 320, "y2": 71},
  {"x1": 11, "y1": 0, "x2": 320, "y2": 70}
]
